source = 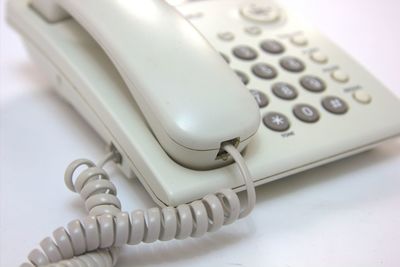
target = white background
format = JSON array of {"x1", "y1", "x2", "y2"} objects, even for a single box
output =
[{"x1": 1, "y1": 0, "x2": 400, "y2": 266}]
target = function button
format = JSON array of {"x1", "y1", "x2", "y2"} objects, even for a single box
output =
[
  {"x1": 252, "y1": 63, "x2": 278, "y2": 80},
  {"x1": 353, "y1": 90, "x2": 372, "y2": 104},
  {"x1": 293, "y1": 104, "x2": 320, "y2": 123},
  {"x1": 280, "y1": 56, "x2": 305, "y2": 72},
  {"x1": 331, "y1": 70, "x2": 349, "y2": 83},
  {"x1": 263, "y1": 112, "x2": 290, "y2": 132},
  {"x1": 260, "y1": 39, "x2": 285, "y2": 54},
  {"x1": 310, "y1": 51, "x2": 328, "y2": 64},
  {"x1": 240, "y1": 3, "x2": 280, "y2": 23},
  {"x1": 217, "y1": 32, "x2": 235, "y2": 42},
  {"x1": 245, "y1": 26, "x2": 262, "y2": 36},
  {"x1": 300, "y1": 75, "x2": 326, "y2": 92},
  {"x1": 220, "y1": 53, "x2": 230, "y2": 63},
  {"x1": 272, "y1": 82, "x2": 298, "y2": 100},
  {"x1": 290, "y1": 35, "x2": 308, "y2": 46},
  {"x1": 250, "y1": 90, "x2": 269, "y2": 108},
  {"x1": 235, "y1": 70, "x2": 249, "y2": 85},
  {"x1": 322, "y1": 96, "x2": 349, "y2": 114},
  {"x1": 233, "y1": 45, "x2": 258, "y2": 60}
]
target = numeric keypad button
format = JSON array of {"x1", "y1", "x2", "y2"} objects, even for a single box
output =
[
  {"x1": 293, "y1": 104, "x2": 320, "y2": 123},
  {"x1": 250, "y1": 90, "x2": 269, "y2": 108},
  {"x1": 280, "y1": 57, "x2": 305, "y2": 72},
  {"x1": 322, "y1": 96, "x2": 349, "y2": 114},
  {"x1": 252, "y1": 63, "x2": 278, "y2": 80},
  {"x1": 272, "y1": 82, "x2": 298, "y2": 100},
  {"x1": 233, "y1": 45, "x2": 258, "y2": 60},
  {"x1": 235, "y1": 70, "x2": 249, "y2": 85},
  {"x1": 260, "y1": 40, "x2": 285, "y2": 54},
  {"x1": 263, "y1": 112, "x2": 290, "y2": 132},
  {"x1": 300, "y1": 75, "x2": 326, "y2": 92}
]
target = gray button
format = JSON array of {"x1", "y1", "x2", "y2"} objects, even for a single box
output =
[
  {"x1": 322, "y1": 96, "x2": 348, "y2": 114},
  {"x1": 300, "y1": 75, "x2": 326, "y2": 92},
  {"x1": 293, "y1": 104, "x2": 320, "y2": 123},
  {"x1": 233, "y1": 45, "x2": 258, "y2": 60},
  {"x1": 263, "y1": 112, "x2": 290, "y2": 132},
  {"x1": 280, "y1": 57, "x2": 305, "y2": 72},
  {"x1": 220, "y1": 53, "x2": 230, "y2": 63},
  {"x1": 249, "y1": 90, "x2": 269, "y2": 108},
  {"x1": 272, "y1": 82, "x2": 298, "y2": 100},
  {"x1": 260, "y1": 39, "x2": 285, "y2": 54},
  {"x1": 235, "y1": 70, "x2": 249, "y2": 85},
  {"x1": 252, "y1": 63, "x2": 277, "y2": 80}
]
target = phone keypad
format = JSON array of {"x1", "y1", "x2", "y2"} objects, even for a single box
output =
[{"x1": 216, "y1": 24, "x2": 373, "y2": 133}]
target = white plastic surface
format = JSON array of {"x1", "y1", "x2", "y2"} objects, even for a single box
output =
[
  {"x1": 1, "y1": 0, "x2": 400, "y2": 266},
  {"x1": 7, "y1": 0, "x2": 400, "y2": 206},
  {"x1": 30, "y1": 0, "x2": 261, "y2": 170}
]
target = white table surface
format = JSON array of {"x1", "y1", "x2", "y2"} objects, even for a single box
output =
[{"x1": 1, "y1": 0, "x2": 400, "y2": 266}]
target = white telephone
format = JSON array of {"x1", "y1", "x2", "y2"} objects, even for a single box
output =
[{"x1": 7, "y1": 0, "x2": 400, "y2": 266}]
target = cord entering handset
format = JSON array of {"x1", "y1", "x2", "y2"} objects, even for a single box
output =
[{"x1": 215, "y1": 138, "x2": 240, "y2": 161}]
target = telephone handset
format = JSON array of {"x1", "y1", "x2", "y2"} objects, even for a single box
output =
[
  {"x1": 7, "y1": 0, "x2": 400, "y2": 265},
  {"x1": 31, "y1": 0, "x2": 260, "y2": 169}
]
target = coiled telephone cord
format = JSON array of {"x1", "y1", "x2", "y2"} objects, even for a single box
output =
[{"x1": 21, "y1": 144, "x2": 256, "y2": 267}]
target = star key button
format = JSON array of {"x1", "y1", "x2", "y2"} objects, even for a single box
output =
[{"x1": 263, "y1": 112, "x2": 290, "y2": 132}]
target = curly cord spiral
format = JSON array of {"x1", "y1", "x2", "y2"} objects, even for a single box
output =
[{"x1": 21, "y1": 144, "x2": 256, "y2": 267}]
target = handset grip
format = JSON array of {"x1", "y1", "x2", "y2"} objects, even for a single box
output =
[{"x1": 32, "y1": 0, "x2": 260, "y2": 169}]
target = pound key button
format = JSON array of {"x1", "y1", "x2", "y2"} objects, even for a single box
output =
[
  {"x1": 263, "y1": 112, "x2": 290, "y2": 132},
  {"x1": 322, "y1": 96, "x2": 349, "y2": 114}
]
